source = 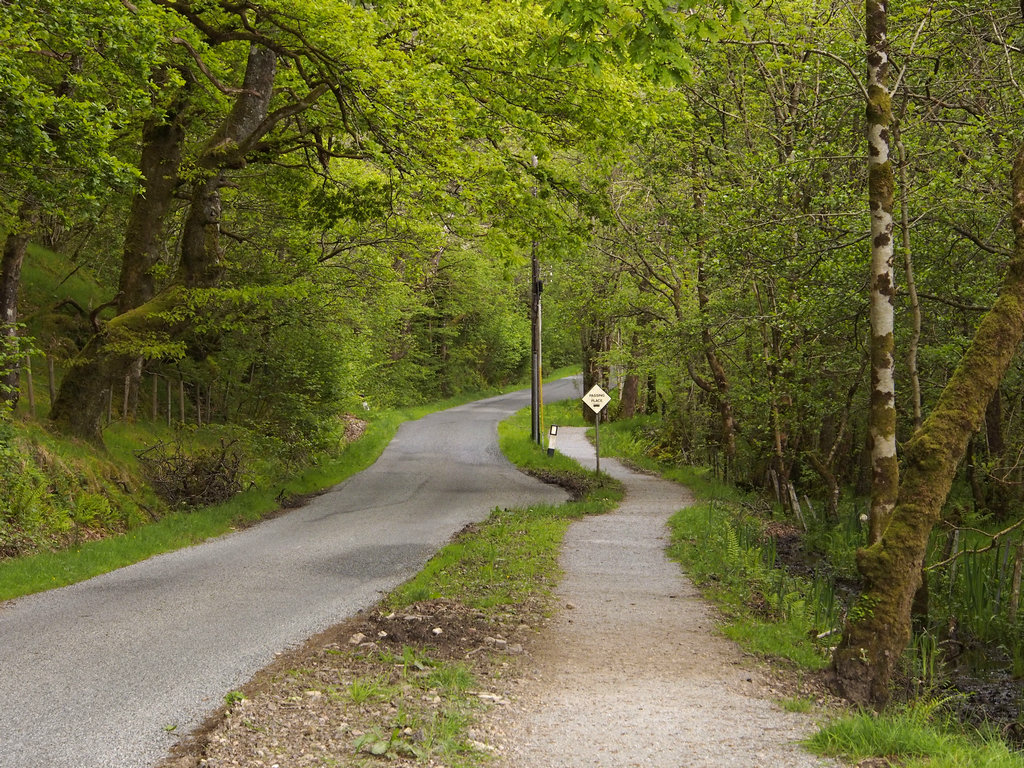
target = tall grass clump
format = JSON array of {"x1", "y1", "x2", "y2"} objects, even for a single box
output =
[{"x1": 807, "y1": 699, "x2": 1024, "y2": 768}]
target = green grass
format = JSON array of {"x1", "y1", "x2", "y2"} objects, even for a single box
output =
[
  {"x1": 806, "y1": 702, "x2": 1024, "y2": 767},
  {"x1": 347, "y1": 675, "x2": 397, "y2": 704},
  {"x1": 425, "y1": 662, "x2": 475, "y2": 697},
  {"x1": 542, "y1": 397, "x2": 591, "y2": 429},
  {"x1": 778, "y1": 695, "x2": 815, "y2": 713},
  {"x1": 722, "y1": 618, "x2": 831, "y2": 669}
]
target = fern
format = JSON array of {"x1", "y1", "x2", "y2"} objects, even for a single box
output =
[{"x1": 724, "y1": 521, "x2": 741, "y2": 564}]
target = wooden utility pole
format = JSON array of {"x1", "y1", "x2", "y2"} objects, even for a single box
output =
[
  {"x1": 531, "y1": 242, "x2": 542, "y2": 445},
  {"x1": 529, "y1": 154, "x2": 542, "y2": 445}
]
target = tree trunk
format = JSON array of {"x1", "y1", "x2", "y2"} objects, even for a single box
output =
[
  {"x1": 897, "y1": 130, "x2": 923, "y2": 431},
  {"x1": 119, "y1": 104, "x2": 188, "y2": 416},
  {"x1": 619, "y1": 373, "x2": 639, "y2": 420},
  {"x1": 697, "y1": 257, "x2": 736, "y2": 473},
  {"x1": 581, "y1": 319, "x2": 611, "y2": 421},
  {"x1": 831, "y1": 141, "x2": 1024, "y2": 707},
  {"x1": 1, "y1": 206, "x2": 38, "y2": 409},
  {"x1": 51, "y1": 44, "x2": 276, "y2": 443},
  {"x1": 753, "y1": 279, "x2": 791, "y2": 510},
  {"x1": 866, "y1": 0, "x2": 899, "y2": 546},
  {"x1": 983, "y1": 389, "x2": 1011, "y2": 518},
  {"x1": 645, "y1": 372, "x2": 658, "y2": 415},
  {"x1": 966, "y1": 438, "x2": 986, "y2": 513},
  {"x1": 808, "y1": 453, "x2": 841, "y2": 521},
  {"x1": 618, "y1": 332, "x2": 642, "y2": 420},
  {"x1": 50, "y1": 289, "x2": 184, "y2": 441},
  {"x1": 51, "y1": 109, "x2": 187, "y2": 436},
  {"x1": 119, "y1": 103, "x2": 188, "y2": 313}
]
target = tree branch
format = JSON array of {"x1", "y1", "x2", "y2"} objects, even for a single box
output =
[
  {"x1": 171, "y1": 36, "x2": 259, "y2": 96},
  {"x1": 721, "y1": 38, "x2": 869, "y2": 101},
  {"x1": 907, "y1": 290, "x2": 991, "y2": 313}
]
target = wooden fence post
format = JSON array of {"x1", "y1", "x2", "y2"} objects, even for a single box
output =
[
  {"x1": 24, "y1": 355, "x2": 35, "y2": 418},
  {"x1": 46, "y1": 355, "x2": 56, "y2": 408},
  {"x1": 1011, "y1": 543, "x2": 1024, "y2": 625}
]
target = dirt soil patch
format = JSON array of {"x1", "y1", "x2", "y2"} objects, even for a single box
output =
[{"x1": 160, "y1": 599, "x2": 545, "y2": 768}]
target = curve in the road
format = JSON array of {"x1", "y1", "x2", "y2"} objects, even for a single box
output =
[{"x1": 0, "y1": 376, "x2": 582, "y2": 768}]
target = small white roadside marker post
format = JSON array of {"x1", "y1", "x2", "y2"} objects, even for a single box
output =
[
  {"x1": 547, "y1": 424, "x2": 558, "y2": 456},
  {"x1": 582, "y1": 384, "x2": 611, "y2": 476}
]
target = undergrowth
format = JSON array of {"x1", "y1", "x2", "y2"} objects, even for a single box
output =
[{"x1": 807, "y1": 699, "x2": 1024, "y2": 767}]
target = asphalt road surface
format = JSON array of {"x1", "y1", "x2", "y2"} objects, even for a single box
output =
[{"x1": 0, "y1": 376, "x2": 581, "y2": 768}]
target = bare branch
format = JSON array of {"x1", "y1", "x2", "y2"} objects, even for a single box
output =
[
  {"x1": 928, "y1": 517, "x2": 1024, "y2": 571},
  {"x1": 909, "y1": 290, "x2": 991, "y2": 313},
  {"x1": 722, "y1": 39, "x2": 869, "y2": 101},
  {"x1": 926, "y1": 216, "x2": 1012, "y2": 256},
  {"x1": 171, "y1": 36, "x2": 258, "y2": 96}
]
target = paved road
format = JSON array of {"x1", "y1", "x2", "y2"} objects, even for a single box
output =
[{"x1": 0, "y1": 377, "x2": 581, "y2": 768}]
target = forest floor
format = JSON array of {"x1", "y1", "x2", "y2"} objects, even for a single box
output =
[{"x1": 161, "y1": 429, "x2": 842, "y2": 768}]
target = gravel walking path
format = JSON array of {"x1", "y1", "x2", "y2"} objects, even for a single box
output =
[{"x1": 484, "y1": 427, "x2": 838, "y2": 768}]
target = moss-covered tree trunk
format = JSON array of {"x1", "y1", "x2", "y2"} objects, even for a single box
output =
[
  {"x1": 117, "y1": 100, "x2": 189, "y2": 417},
  {"x1": 832, "y1": 141, "x2": 1024, "y2": 706},
  {"x1": 865, "y1": 0, "x2": 899, "y2": 547},
  {"x1": 51, "y1": 44, "x2": 277, "y2": 443}
]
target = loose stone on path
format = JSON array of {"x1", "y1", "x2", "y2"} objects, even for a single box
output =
[{"x1": 484, "y1": 427, "x2": 837, "y2": 768}]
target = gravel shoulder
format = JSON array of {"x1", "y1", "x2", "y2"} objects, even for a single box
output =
[{"x1": 480, "y1": 427, "x2": 838, "y2": 768}]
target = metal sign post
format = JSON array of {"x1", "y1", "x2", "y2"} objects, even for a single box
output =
[{"x1": 582, "y1": 384, "x2": 611, "y2": 476}]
